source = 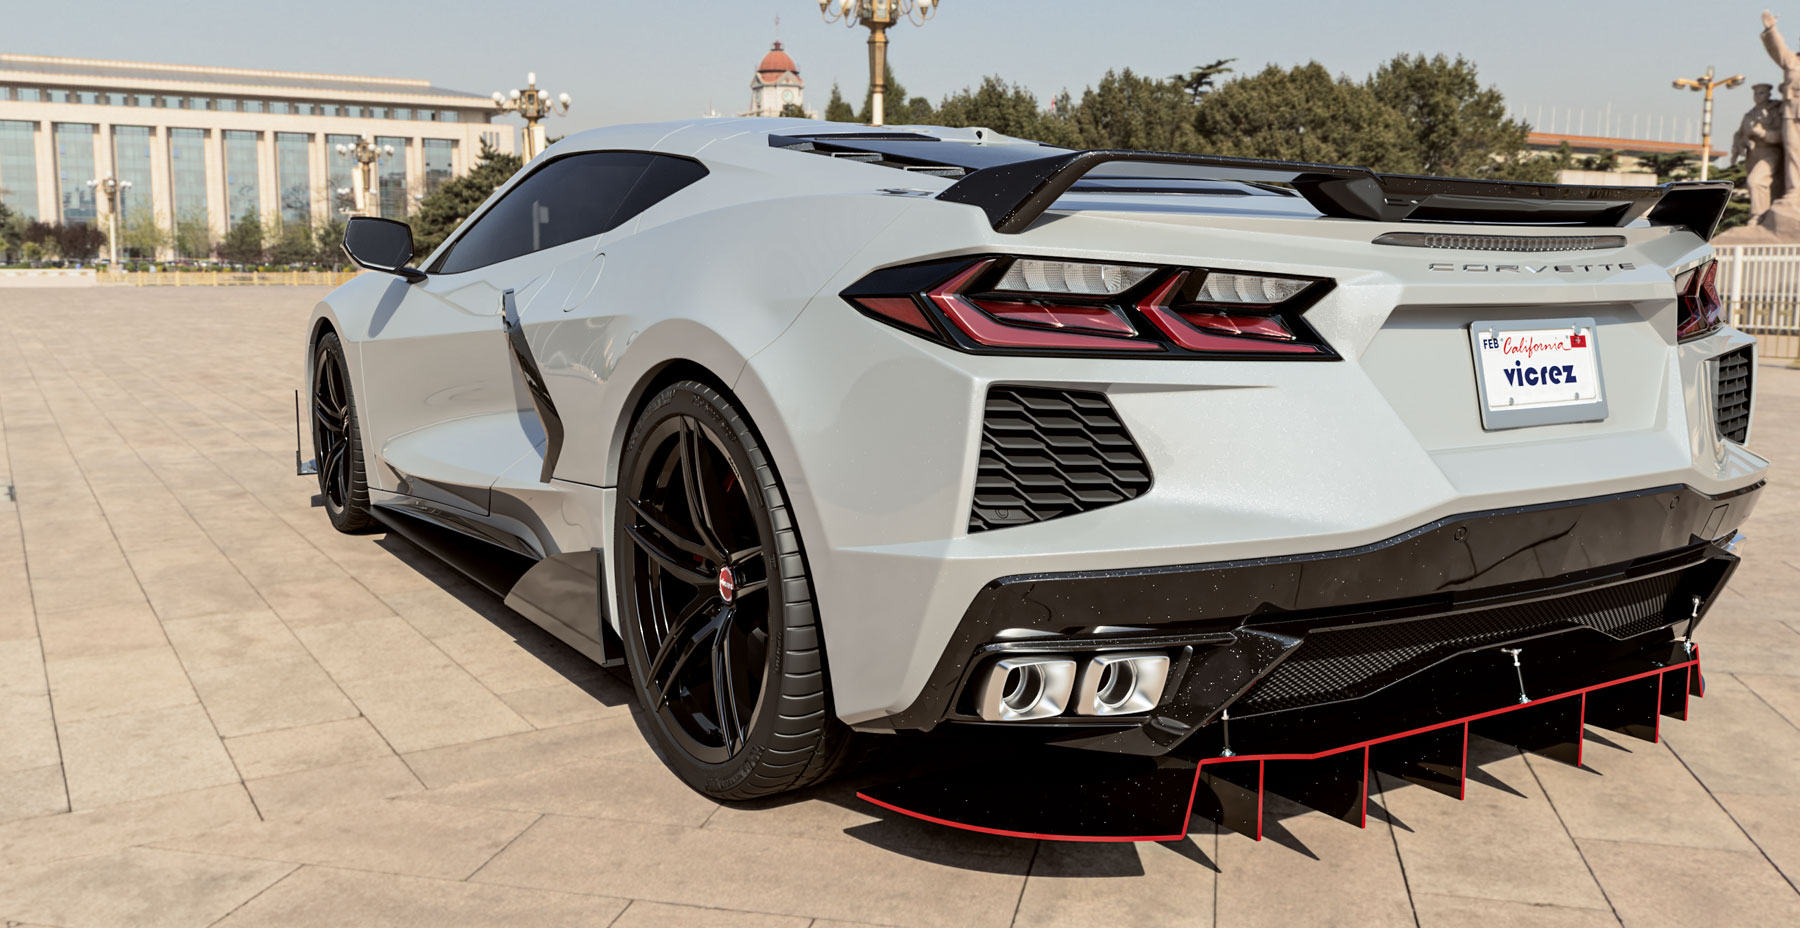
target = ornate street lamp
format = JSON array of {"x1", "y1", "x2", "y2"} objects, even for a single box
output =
[
  {"x1": 334, "y1": 135, "x2": 393, "y2": 217},
  {"x1": 819, "y1": 0, "x2": 944, "y2": 127},
  {"x1": 1672, "y1": 66, "x2": 1745, "y2": 181},
  {"x1": 492, "y1": 73, "x2": 571, "y2": 161},
  {"x1": 85, "y1": 174, "x2": 132, "y2": 265}
]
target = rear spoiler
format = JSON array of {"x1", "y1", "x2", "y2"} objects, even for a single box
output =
[{"x1": 935, "y1": 149, "x2": 1735, "y2": 240}]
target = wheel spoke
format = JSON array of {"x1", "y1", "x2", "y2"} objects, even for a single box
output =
[
  {"x1": 626, "y1": 497, "x2": 711, "y2": 561},
  {"x1": 313, "y1": 398, "x2": 343, "y2": 432},
  {"x1": 625, "y1": 524, "x2": 711, "y2": 587},
  {"x1": 677, "y1": 419, "x2": 729, "y2": 560},
  {"x1": 730, "y1": 577, "x2": 768, "y2": 598},
  {"x1": 321, "y1": 443, "x2": 345, "y2": 496},
  {"x1": 727, "y1": 544, "x2": 763, "y2": 567},
  {"x1": 651, "y1": 606, "x2": 726, "y2": 708},
  {"x1": 712, "y1": 625, "x2": 741, "y2": 750}
]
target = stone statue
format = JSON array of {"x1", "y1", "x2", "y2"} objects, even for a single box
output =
[
  {"x1": 1761, "y1": 9, "x2": 1800, "y2": 199},
  {"x1": 1733, "y1": 83, "x2": 1785, "y2": 219}
]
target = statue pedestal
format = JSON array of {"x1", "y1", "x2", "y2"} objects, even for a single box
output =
[{"x1": 1716, "y1": 199, "x2": 1800, "y2": 244}]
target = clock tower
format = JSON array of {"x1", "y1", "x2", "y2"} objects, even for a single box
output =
[{"x1": 749, "y1": 40, "x2": 808, "y2": 117}]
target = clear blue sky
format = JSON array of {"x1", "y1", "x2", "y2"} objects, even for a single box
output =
[{"x1": 3, "y1": 0, "x2": 1789, "y2": 143}]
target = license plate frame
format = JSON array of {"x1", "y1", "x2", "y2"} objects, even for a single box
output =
[{"x1": 1468, "y1": 317, "x2": 1608, "y2": 430}]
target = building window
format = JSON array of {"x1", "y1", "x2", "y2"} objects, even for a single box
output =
[
  {"x1": 218, "y1": 99, "x2": 239, "y2": 113},
  {"x1": 276, "y1": 133, "x2": 311, "y2": 227},
  {"x1": 377, "y1": 136, "x2": 408, "y2": 219},
  {"x1": 46, "y1": 90, "x2": 67, "y2": 104},
  {"x1": 16, "y1": 88, "x2": 41, "y2": 103},
  {"x1": 168, "y1": 128, "x2": 209, "y2": 246},
  {"x1": 189, "y1": 97, "x2": 211, "y2": 111},
  {"x1": 327, "y1": 134, "x2": 357, "y2": 217},
  {"x1": 0, "y1": 121, "x2": 39, "y2": 220},
  {"x1": 135, "y1": 94, "x2": 157, "y2": 107},
  {"x1": 393, "y1": 108, "x2": 412, "y2": 122},
  {"x1": 269, "y1": 101, "x2": 290, "y2": 115},
  {"x1": 223, "y1": 130, "x2": 261, "y2": 222},
  {"x1": 423, "y1": 139, "x2": 455, "y2": 196},
  {"x1": 112, "y1": 126, "x2": 154, "y2": 228},
  {"x1": 54, "y1": 123, "x2": 98, "y2": 225},
  {"x1": 440, "y1": 110, "x2": 460, "y2": 123},
  {"x1": 370, "y1": 107, "x2": 388, "y2": 120}
]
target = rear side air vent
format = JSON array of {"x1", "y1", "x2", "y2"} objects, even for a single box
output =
[
  {"x1": 970, "y1": 387, "x2": 1150, "y2": 532},
  {"x1": 1715, "y1": 347, "x2": 1753, "y2": 443}
]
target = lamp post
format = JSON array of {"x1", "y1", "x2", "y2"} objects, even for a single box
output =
[
  {"x1": 334, "y1": 135, "x2": 392, "y2": 217},
  {"x1": 492, "y1": 73, "x2": 571, "y2": 161},
  {"x1": 85, "y1": 174, "x2": 132, "y2": 265},
  {"x1": 819, "y1": 0, "x2": 944, "y2": 127},
  {"x1": 1673, "y1": 66, "x2": 1745, "y2": 181}
]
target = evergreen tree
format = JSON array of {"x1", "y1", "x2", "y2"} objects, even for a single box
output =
[
  {"x1": 219, "y1": 212, "x2": 265, "y2": 265},
  {"x1": 1174, "y1": 58, "x2": 1236, "y2": 104},
  {"x1": 824, "y1": 82, "x2": 856, "y2": 123},
  {"x1": 1370, "y1": 54, "x2": 1549, "y2": 181},
  {"x1": 314, "y1": 219, "x2": 348, "y2": 269},
  {"x1": 779, "y1": 102, "x2": 810, "y2": 119},
  {"x1": 1194, "y1": 62, "x2": 1419, "y2": 172},
  {"x1": 173, "y1": 209, "x2": 213, "y2": 259},
  {"x1": 1073, "y1": 69, "x2": 1202, "y2": 153},
  {"x1": 120, "y1": 210, "x2": 170, "y2": 260},
  {"x1": 857, "y1": 64, "x2": 934, "y2": 125},
  {"x1": 266, "y1": 220, "x2": 316, "y2": 265},
  {"x1": 411, "y1": 138, "x2": 523, "y2": 257},
  {"x1": 935, "y1": 76, "x2": 1052, "y2": 141}
]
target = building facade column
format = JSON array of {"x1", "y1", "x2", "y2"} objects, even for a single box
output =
[
  {"x1": 33, "y1": 118, "x2": 55, "y2": 221},
  {"x1": 204, "y1": 129, "x2": 225, "y2": 241},
  {"x1": 307, "y1": 131, "x2": 330, "y2": 227},
  {"x1": 146, "y1": 126, "x2": 173, "y2": 260},
  {"x1": 257, "y1": 129, "x2": 278, "y2": 224},
  {"x1": 95, "y1": 122, "x2": 115, "y2": 243},
  {"x1": 407, "y1": 135, "x2": 425, "y2": 214}
]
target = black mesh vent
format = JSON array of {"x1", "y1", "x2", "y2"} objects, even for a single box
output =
[
  {"x1": 969, "y1": 386, "x2": 1150, "y2": 532},
  {"x1": 1715, "y1": 347, "x2": 1752, "y2": 444},
  {"x1": 1237, "y1": 570, "x2": 1683, "y2": 713}
]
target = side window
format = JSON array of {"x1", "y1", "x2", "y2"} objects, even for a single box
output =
[
  {"x1": 612, "y1": 156, "x2": 709, "y2": 229},
  {"x1": 436, "y1": 151, "x2": 653, "y2": 274}
]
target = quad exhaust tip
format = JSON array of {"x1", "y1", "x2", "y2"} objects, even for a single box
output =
[{"x1": 977, "y1": 652, "x2": 1170, "y2": 720}]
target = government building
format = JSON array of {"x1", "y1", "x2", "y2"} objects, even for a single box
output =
[{"x1": 0, "y1": 53, "x2": 512, "y2": 256}]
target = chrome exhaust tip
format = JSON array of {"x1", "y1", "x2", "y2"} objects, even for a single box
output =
[
  {"x1": 977, "y1": 656, "x2": 1077, "y2": 721},
  {"x1": 1076, "y1": 652, "x2": 1170, "y2": 716}
]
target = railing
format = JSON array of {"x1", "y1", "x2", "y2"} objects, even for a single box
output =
[
  {"x1": 97, "y1": 269, "x2": 358, "y2": 287},
  {"x1": 1714, "y1": 245, "x2": 1800, "y2": 359}
]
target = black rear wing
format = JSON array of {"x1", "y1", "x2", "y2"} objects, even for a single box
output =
[{"x1": 935, "y1": 149, "x2": 1734, "y2": 240}]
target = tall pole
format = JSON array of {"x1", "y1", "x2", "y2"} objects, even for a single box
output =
[
  {"x1": 821, "y1": 0, "x2": 943, "y2": 128},
  {"x1": 86, "y1": 175, "x2": 131, "y2": 265},
  {"x1": 868, "y1": 22, "x2": 888, "y2": 127},
  {"x1": 1674, "y1": 66, "x2": 1745, "y2": 182},
  {"x1": 492, "y1": 73, "x2": 571, "y2": 162}
]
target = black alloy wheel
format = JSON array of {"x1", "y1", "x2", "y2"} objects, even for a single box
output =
[
  {"x1": 618, "y1": 381, "x2": 853, "y2": 799},
  {"x1": 311, "y1": 331, "x2": 375, "y2": 533}
]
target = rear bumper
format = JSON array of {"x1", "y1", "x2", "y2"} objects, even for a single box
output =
[{"x1": 867, "y1": 481, "x2": 1759, "y2": 745}]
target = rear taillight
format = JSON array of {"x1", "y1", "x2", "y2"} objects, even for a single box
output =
[
  {"x1": 844, "y1": 256, "x2": 1336, "y2": 359},
  {"x1": 1675, "y1": 259, "x2": 1724, "y2": 341}
]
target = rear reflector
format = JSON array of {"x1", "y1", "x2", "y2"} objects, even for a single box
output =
[
  {"x1": 852, "y1": 296, "x2": 934, "y2": 334},
  {"x1": 996, "y1": 259, "x2": 1155, "y2": 295}
]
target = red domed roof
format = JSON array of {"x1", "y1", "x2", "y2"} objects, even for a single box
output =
[{"x1": 758, "y1": 41, "x2": 798, "y2": 77}]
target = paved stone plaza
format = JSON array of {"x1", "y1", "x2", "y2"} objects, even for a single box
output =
[{"x1": 0, "y1": 287, "x2": 1797, "y2": 927}]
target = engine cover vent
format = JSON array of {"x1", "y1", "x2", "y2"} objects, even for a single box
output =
[
  {"x1": 1715, "y1": 347, "x2": 1752, "y2": 444},
  {"x1": 969, "y1": 386, "x2": 1150, "y2": 532}
]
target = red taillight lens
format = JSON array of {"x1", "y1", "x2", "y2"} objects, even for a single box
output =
[
  {"x1": 1675, "y1": 259, "x2": 1724, "y2": 341},
  {"x1": 843, "y1": 257, "x2": 1336, "y2": 360}
]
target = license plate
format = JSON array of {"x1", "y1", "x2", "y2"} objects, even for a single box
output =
[{"x1": 1468, "y1": 318, "x2": 1608, "y2": 430}]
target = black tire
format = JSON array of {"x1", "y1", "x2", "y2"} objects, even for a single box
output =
[
  {"x1": 616, "y1": 380, "x2": 855, "y2": 800},
  {"x1": 311, "y1": 331, "x2": 377, "y2": 534}
]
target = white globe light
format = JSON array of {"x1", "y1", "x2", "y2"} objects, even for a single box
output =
[
  {"x1": 919, "y1": 0, "x2": 933, "y2": 8},
  {"x1": 559, "y1": 92, "x2": 571, "y2": 107},
  {"x1": 492, "y1": 91, "x2": 505, "y2": 104},
  {"x1": 839, "y1": 0, "x2": 853, "y2": 13}
]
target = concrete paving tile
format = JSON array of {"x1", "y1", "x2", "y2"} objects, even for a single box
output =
[
  {"x1": 472, "y1": 814, "x2": 1031, "y2": 927},
  {"x1": 335, "y1": 666, "x2": 532, "y2": 754},
  {"x1": 291, "y1": 615, "x2": 453, "y2": 681},
  {"x1": 257, "y1": 577, "x2": 394, "y2": 627},
  {"x1": 223, "y1": 717, "x2": 392, "y2": 780},
  {"x1": 58, "y1": 704, "x2": 239, "y2": 809},
  {"x1": 379, "y1": 586, "x2": 519, "y2": 639},
  {"x1": 410, "y1": 758, "x2": 717, "y2": 827},
  {"x1": 432, "y1": 627, "x2": 608, "y2": 695},
  {"x1": 157, "y1": 798, "x2": 539, "y2": 881},
  {"x1": 212, "y1": 864, "x2": 626, "y2": 928},
  {"x1": 1412, "y1": 893, "x2": 1619, "y2": 927},
  {"x1": 0, "y1": 846, "x2": 295, "y2": 928},
  {"x1": 24, "y1": 568, "x2": 145, "y2": 616},
  {"x1": 0, "y1": 638, "x2": 47, "y2": 697},
  {"x1": 1715, "y1": 792, "x2": 1800, "y2": 889},
  {"x1": 1014, "y1": 835, "x2": 1217, "y2": 928},
  {"x1": 0, "y1": 783, "x2": 258, "y2": 868},
  {"x1": 162, "y1": 610, "x2": 310, "y2": 670},
  {"x1": 1579, "y1": 838, "x2": 1800, "y2": 928},
  {"x1": 1381, "y1": 741, "x2": 1610, "y2": 910},
  {"x1": 245, "y1": 756, "x2": 424, "y2": 819},
  {"x1": 221, "y1": 541, "x2": 343, "y2": 589},
  {"x1": 135, "y1": 562, "x2": 269, "y2": 621},
  {"x1": 34, "y1": 601, "x2": 169, "y2": 660},
  {"x1": 0, "y1": 573, "x2": 36, "y2": 642},
  {"x1": 187, "y1": 657, "x2": 358, "y2": 737},
  {"x1": 611, "y1": 900, "x2": 810, "y2": 928},
  {"x1": 45, "y1": 645, "x2": 197, "y2": 721},
  {"x1": 0, "y1": 692, "x2": 59, "y2": 772},
  {"x1": 1737, "y1": 671, "x2": 1800, "y2": 728},
  {"x1": 0, "y1": 765, "x2": 68, "y2": 824},
  {"x1": 401, "y1": 717, "x2": 648, "y2": 789},
  {"x1": 1216, "y1": 797, "x2": 1414, "y2": 927},
  {"x1": 1659, "y1": 673, "x2": 1800, "y2": 796},
  {"x1": 1692, "y1": 620, "x2": 1800, "y2": 676},
  {"x1": 498, "y1": 678, "x2": 634, "y2": 728},
  {"x1": 1526, "y1": 736, "x2": 1753, "y2": 851}
]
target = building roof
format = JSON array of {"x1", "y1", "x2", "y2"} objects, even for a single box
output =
[
  {"x1": 0, "y1": 53, "x2": 493, "y2": 106},
  {"x1": 1526, "y1": 131, "x2": 1725, "y2": 159},
  {"x1": 756, "y1": 42, "x2": 801, "y2": 85}
]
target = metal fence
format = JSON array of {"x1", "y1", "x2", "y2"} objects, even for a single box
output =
[
  {"x1": 1715, "y1": 245, "x2": 1800, "y2": 359},
  {"x1": 98, "y1": 270, "x2": 358, "y2": 287}
]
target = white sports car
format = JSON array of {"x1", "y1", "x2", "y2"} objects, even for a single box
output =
[{"x1": 306, "y1": 118, "x2": 1764, "y2": 842}]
